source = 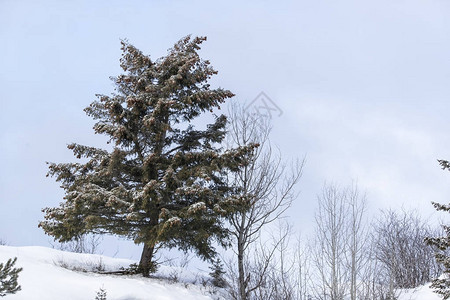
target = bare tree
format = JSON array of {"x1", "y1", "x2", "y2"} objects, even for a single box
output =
[
  {"x1": 293, "y1": 235, "x2": 313, "y2": 300},
  {"x1": 311, "y1": 183, "x2": 369, "y2": 300},
  {"x1": 372, "y1": 208, "x2": 442, "y2": 289},
  {"x1": 358, "y1": 234, "x2": 400, "y2": 300},
  {"x1": 225, "y1": 103, "x2": 304, "y2": 300},
  {"x1": 229, "y1": 223, "x2": 314, "y2": 300},
  {"x1": 345, "y1": 185, "x2": 369, "y2": 300},
  {"x1": 312, "y1": 184, "x2": 349, "y2": 300},
  {"x1": 246, "y1": 223, "x2": 295, "y2": 300}
]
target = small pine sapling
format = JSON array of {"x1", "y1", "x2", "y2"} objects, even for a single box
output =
[
  {"x1": 0, "y1": 257, "x2": 22, "y2": 297},
  {"x1": 209, "y1": 258, "x2": 227, "y2": 288},
  {"x1": 95, "y1": 286, "x2": 107, "y2": 300}
]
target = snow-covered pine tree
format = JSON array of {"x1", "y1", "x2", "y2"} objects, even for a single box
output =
[
  {"x1": 426, "y1": 159, "x2": 450, "y2": 299},
  {"x1": 0, "y1": 257, "x2": 22, "y2": 297},
  {"x1": 95, "y1": 286, "x2": 107, "y2": 300},
  {"x1": 39, "y1": 36, "x2": 256, "y2": 277},
  {"x1": 209, "y1": 258, "x2": 227, "y2": 288}
]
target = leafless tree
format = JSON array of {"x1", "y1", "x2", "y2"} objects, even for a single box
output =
[
  {"x1": 246, "y1": 223, "x2": 295, "y2": 300},
  {"x1": 345, "y1": 185, "x2": 369, "y2": 300},
  {"x1": 311, "y1": 183, "x2": 370, "y2": 300},
  {"x1": 233, "y1": 223, "x2": 315, "y2": 300},
  {"x1": 311, "y1": 184, "x2": 349, "y2": 300},
  {"x1": 372, "y1": 208, "x2": 442, "y2": 289},
  {"x1": 224, "y1": 103, "x2": 304, "y2": 300},
  {"x1": 293, "y1": 235, "x2": 314, "y2": 300},
  {"x1": 358, "y1": 236, "x2": 399, "y2": 300}
]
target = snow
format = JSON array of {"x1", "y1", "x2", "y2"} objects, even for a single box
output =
[
  {"x1": 400, "y1": 284, "x2": 441, "y2": 300},
  {"x1": 0, "y1": 245, "x2": 443, "y2": 300},
  {"x1": 188, "y1": 202, "x2": 206, "y2": 213},
  {"x1": 0, "y1": 246, "x2": 219, "y2": 300}
]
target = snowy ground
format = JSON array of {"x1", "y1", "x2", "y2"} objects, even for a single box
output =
[
  {"x1": 400, "y1": 284, "x2": 441, "y2": 300},
  {"x1": 0, "y1": 245, "x2": 442, "y2": 300},
  {"x1": 0, "y1": 245, "x2": 223, "y2": 300}
]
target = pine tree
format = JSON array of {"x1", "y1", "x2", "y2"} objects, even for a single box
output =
[
  {"x1": 209, "y1": 257, "x2": 227, "y2": 288},
  {"x1": 39, "y1": 36, "x2": 256, "y2": 276},
  {"x1": 0, "y1": 257, "x2": 22, "y2": 297},
  {"x1": 426, "y1": 159, "x2": 450, "y2": 299},
  {"x1": 95, "y1": 286, "x2": 107, "y2": 300}
]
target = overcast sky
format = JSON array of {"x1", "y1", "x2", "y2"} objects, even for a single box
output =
[{"x1": 1, "y1": 0, "x2": 450, "y2": 259}]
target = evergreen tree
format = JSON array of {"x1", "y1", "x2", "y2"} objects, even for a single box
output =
[
  {"x1": 0, "y1": 257, "x2": 22, "y2": 297},
  {"x1": 426, "y1": 159, "x2": 450, "y2": 299},
  {"x1": 39, "y1": 36, "x2": 255, "y2": 276},
  {"x1": 95, "y1": 286, "x2": 107, "y2": 300},
  {"x1": 209, "y1": 257, "x2": 227, "y2": 288}
]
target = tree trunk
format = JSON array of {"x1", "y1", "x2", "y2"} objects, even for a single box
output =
[
  {"x1": 139, "y1": 243, "x2": 155, "y2": 277},
  {"x1": 238, "y1": 244, "x2": 246, "y2": 300},
  {"x1": 351, "y1": 250, "x2": 356, "y2": 300},
  {"x1": 238, "y1": 213, "x2": 247, "y2": 300}
]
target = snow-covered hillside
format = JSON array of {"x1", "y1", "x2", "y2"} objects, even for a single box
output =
[
  {"x1": 401, "y1": 284, "x2": 441, "y2": 300},
  {"x1": 0, "y1": 245, "x2": 221, "y2": 300},
  {"x1": 0, "y1": 245, "x2": 442, "y2": 300}
]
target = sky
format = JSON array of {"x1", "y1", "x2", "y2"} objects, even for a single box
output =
[{"x1": 1, "y1": 0, "x2": 450, "y2": 259}]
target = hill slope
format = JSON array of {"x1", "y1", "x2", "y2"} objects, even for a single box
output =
[
  {"x1": 0, "y1": 245, "x2": 218, "y2": 300},
  {"x1": 0, "y1": 245, "x2": 442, "y2": 299}
]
